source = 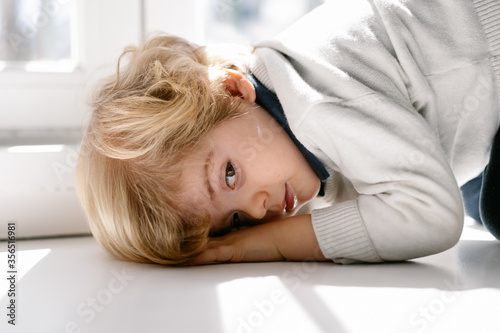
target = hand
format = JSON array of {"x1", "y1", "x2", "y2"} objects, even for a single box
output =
[
  {"x1": 188, "y1": 222, "x2": 283, "y2": 265},
  {"x1": 188, "y1": 214, "x2": 327, "y2": 265}
]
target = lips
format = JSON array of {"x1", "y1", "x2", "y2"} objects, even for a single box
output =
[{"x1": 284, "y1": 183, "x2": 297, "y2": 212}]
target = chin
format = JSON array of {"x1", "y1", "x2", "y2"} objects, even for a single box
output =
[{"x1": 294, "y1": 200, "x2": 316, "y2": 215}]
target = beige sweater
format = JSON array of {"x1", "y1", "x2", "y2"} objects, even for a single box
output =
[{"x1": 250, "y1": 0, "x2": 500, "y2": 263}]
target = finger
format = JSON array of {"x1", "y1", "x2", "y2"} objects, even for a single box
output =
[
  {"x1": 186, "y1": 251, "x2": 215, "y2": 265},
  {"x1": 205, "y1": 232, "x2": 238, "y2": 249},
  {"x1": 205, "y1": 239, "x2": 227, "y2": 250},
  {"x1": 188, "y1": 246, "x2": 236, "y2": 265}
]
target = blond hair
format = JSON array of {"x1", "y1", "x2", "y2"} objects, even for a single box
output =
[{"x1": 76, "y1": 34, "x2": 252, "y2": 265}]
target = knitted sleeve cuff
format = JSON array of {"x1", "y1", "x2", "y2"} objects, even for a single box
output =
[{"x1": 311, "y1": 200, "x2": 382, "y2": 264}]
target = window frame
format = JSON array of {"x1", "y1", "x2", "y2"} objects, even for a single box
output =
[{"x1": 0, "y1": 0, "x2": 143, "y2": 130}]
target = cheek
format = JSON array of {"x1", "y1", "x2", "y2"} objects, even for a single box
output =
[
  {"x1": 232, "y1": 124, "x2": 289, "y2": 163},
  {"x1": 300, "y1": 170, "x2": 322, "y2": 201}
]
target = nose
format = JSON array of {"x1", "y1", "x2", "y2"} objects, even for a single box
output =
[{"x1": 243, "y1": 191, "x2": 268, "y2": 220}]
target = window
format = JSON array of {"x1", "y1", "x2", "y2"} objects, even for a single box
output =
[
  {"x1": 205, "y1": 0, "x2": 325, "y2": 44},
  {"x1": 0, "y1": 0, "x2": 78, "y2": 72}
]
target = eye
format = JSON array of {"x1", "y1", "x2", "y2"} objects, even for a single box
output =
[
  {"x1": 225, "y1": 161, "x2": 236, "y2": 189},
  {"x1": 232, "y1": 213, "x2": 240, "y2": 230}
]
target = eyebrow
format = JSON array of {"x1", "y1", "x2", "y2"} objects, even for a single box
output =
[{"x1": 204, "y1": 148, "x2": 216, "y2": 201}]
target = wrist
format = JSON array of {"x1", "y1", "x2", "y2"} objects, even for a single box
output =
[{"x1": 272, "y1": 214, "x2": 327, "y2": 261}]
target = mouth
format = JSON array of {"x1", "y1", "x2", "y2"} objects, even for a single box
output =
[{"x1": 283, "y1": 182, "x2": 297, "y2": 212}]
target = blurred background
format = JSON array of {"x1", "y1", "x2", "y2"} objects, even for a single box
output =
[{"x1": 0, "y1": 0, "x2": 325, "y2": 239}]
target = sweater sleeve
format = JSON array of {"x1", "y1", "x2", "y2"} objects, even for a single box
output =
[{"x1": 304, "y1": 95, "x2": 464, "y2": 264}]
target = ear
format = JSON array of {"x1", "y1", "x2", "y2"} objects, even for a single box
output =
[{"x1": 222, "y1": 69, "x2": 256, "y2": 102}]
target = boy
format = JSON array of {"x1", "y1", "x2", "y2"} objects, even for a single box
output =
[{"x1": 76, "y1": 0, "x2": 500, "y2": 265}]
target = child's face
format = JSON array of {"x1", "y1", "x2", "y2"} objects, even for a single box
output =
[{"x1": 179, "y1": 101, "x2": 321, "y2": 235}]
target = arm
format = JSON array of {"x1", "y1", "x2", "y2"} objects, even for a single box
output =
[{"x1": 188, "y1": 214, "x2": 327, "y2": 265}]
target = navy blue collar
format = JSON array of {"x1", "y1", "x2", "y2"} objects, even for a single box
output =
[{"x1": 247, "y1": 73, "x2": 329, "y2": 196}]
